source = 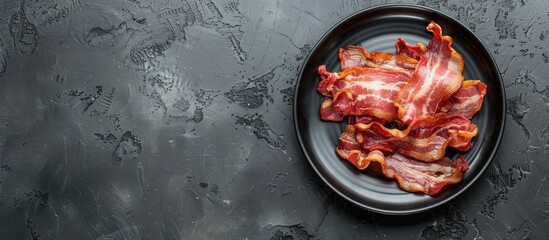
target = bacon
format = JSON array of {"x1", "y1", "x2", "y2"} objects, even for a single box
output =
[
  {"x1": 317, "y1": 21, "x2": 485, "y2": 195},
  {"x1": 318, "y1": 66, "x2": 409, "y2": 122},
  {"x1": 336, "y1": 125, "x2": 469, "y2": 195},
  {"x1": 318, "y1": 65, "x2": 339, "y2": 97},
  {"x1": 359, "y1": 125, "x2": 478, "y2": 161},
  {"x1": 394, "y1": 21, "x2": 465, "y2": 124},
  {"x1": 339, "y1": 46, "x2": 370, "y2": 71},
  {"x1": 338, "y1": 45, "x2": 418, "y2": 76},
  {"x1": 320, "y1": 97, "x2": 344, "y2": 122},
  {"x1": 353, "y1": 113, "x2": 478, "y2": 162},
  {"x1": 336, "y1": 125, "x2": 379, "y2": 170},
  {"x1": 441, "y1": 80, "x2": 488, "y2": 118},
  {"x1": 347, "y1": 115, "x2": 382, "y2": 125},
  {"x1": 395, "y1": 38, "x2": 426, "y2": 60},
  {"x1": 381, "y1": 153, "x2": 469, "y2": 195}
]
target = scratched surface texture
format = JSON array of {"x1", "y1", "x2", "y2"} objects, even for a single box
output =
[{"x1": 0, "y1": 0, "x2": 547, "y2": 239}]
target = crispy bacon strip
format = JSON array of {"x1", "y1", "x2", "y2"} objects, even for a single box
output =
[
  {"x1": 318, "y1": 65, "x2": 338, "y2": 97},
  {"x1": 359, "y1": 125, "x2": 478, "y2": 162},
  {"x1": 441, "y1": 80, "x2": 488, "y2": 118},
  {"x1": 347, "y1": 115, "x2": 382, "y2": 125},
  {"x1": 382, "y1": 153, "x2": 469, "y2": 195},
  {"x1": 336, "y1": 125, "x2": 379, "y2": 170},
  {"x1": 320, "y1": 97, "x2": 344, "y2": 122},
  {"x1": 394, "y1": 21, "x2": 465, "y2": 124},
  {"x1": 338, "y1": 45, "x2": 418, "y2": 76},
  {"x1": 318, "y1": 66, "x2": 409, "y2": 122},
  {"x1": 353, "y1": 113, "x2": 475, "y2": 139},
  {"x1": 336, "y1": 125, "x2": 469, "y2": 195},
  {"x1": 395, "y1": 38, "x2": 426, "y2": 60},
  {"x1": 353, "y1": 113, "x2": 478, "y2": 162},
  {"x1": 339, "y1": 46, "x2": 370, "y2": 71}
]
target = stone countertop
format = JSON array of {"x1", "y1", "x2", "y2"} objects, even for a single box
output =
[{"x1": 0, "y1": 0, "x2": 547, "y2": 239}]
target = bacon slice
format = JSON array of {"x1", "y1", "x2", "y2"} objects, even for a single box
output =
[
  {"x1": 394, "y1": 21, "x2": 465, "y2": 124},
  {"x1": 339, "y1": 46, "x2": 370, "y2": 71},
  {"x1": 318, "y1": 66, "x2": 409, "y2": 122},
  {"x1": 347, "y1": 115, "x2": 383, "y2": 125},
  {"x1": 336, "y1": 125, "x2": 379, "y2": 170},
  {"x1": 336, "y1": 125, "x2": 469, "y2": 195},
  {"x1": 358, "y1": 124, "x2": 478, "y2": 162},
  {"x1": 318, "y1": 65, "x2": 339, "y2": 97},
  {"x1": 382, "y1": 153, "x2": 469, "y2": 195},
  {"x1": 338, "y1": 45, "x2": 418, "y2": 76},
  {"x1": 353, "y1": 113, "x2": 478, "y2": 162},
  {"x1": 320, "y1": 97, "x2": 344, "y2": 122},
  {"x1": 395, "y1": 38, "x2": 426, "y2": 60},
  {"x1": 441, "y1": 80, "x2": 488, "y2": 118}
]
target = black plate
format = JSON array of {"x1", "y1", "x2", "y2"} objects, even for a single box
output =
[{"x1": 293, "y1": 4, "x2": 506, "y2": 215}]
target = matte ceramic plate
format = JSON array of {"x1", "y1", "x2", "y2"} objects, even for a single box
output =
[{"x1": 293, "y1": 4, "x2": 505, "y2": 215}]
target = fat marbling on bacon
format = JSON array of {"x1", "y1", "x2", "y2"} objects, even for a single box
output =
[
  {"x1": 336, "y1": 124, "x2": 469, "y2": 196},
  {"x1": 353, "y1": 113, "x2": 478, "y2": 162},
  {"x1": 334, "y1": 44, "x2": 486, "y2": 122},
  {"x1": 315, "y1": 21, "x2": 487, "y2": 195},
  {"x1": 338, "y1": 45, "x2": 418, "y2": 76},
  {"x1": 318, "y1": 65, "x2": 409, "y2": 122},
  {"x1": 394, "y1": 21, "x2": 465, "y2": 125},
  {"x1": 395, "y1": 38, "x2": 426, "y2": 61},
  {"x1": 441, "y1": 80, "x2": 488, "y2": 119}
]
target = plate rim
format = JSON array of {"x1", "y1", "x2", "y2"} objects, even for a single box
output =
[{"x1": 293, "y1": 3, "x2": 506, "y2": 215}]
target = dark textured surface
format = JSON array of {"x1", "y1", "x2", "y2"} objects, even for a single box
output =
[{"x1": 0, "y1": 0, "x2": 547, "y2": 239}]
